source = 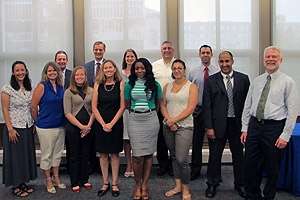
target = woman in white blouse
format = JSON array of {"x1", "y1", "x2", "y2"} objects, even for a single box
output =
[{"x1": 1, "y1": 61, "x2": 37, "y2": 197}]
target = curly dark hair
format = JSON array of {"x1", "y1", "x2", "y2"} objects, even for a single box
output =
[
  {"x1": 10, "y1": 61, "x2": 32, "y2": 91},
  {"x1": 128, "y1": 58, "x2": 157, "y2": 94}
]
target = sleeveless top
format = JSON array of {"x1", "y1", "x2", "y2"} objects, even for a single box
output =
[
  {"x1": 36, "y1": 81, "x2": 65, "y2": 128},
  {"x1": 165, "y1": 80, "x2": 193, "y2": 127}
]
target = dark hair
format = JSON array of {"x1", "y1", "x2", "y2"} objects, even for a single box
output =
[
  {"x1": 10, "y1": 61, "x2": 32, "y2": 91},
  {"x1": 93, "y1": 41, "x2": 106, "y2": 50},
  {"x1": 128, "y1": 58, "x2": 157, "y2": 94},
  {"x1": 218, "y1": 51, "x2": 233, "y2": 60},
  {"x1": 199, "y1": 44, "x2": 212, "y2": 54},
  {"x1": 54, "y1": 50, "x2": 68, "y2": 61},
  {"x1": 171, "y1": 59, "x2": 187, "y2": 79},
  {"x1": 122, "y1": 49, "x2": 138, "y2": 70}
]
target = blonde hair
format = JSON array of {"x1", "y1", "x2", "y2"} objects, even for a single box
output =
[
  {"x1": 95, "y1": 60, "x2": 123, "y2": 84},
  {"x1": 69, "y1": 66, "x2": 92, "y2": 94},
  {"x1": 40, "y1": 61, "x2": 63, "y2": 86}
]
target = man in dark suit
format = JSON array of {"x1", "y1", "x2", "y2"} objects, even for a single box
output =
[
  {"x1": 203, "y1": 51, "x2": 250, "y2": 198},
  {"x1": 84, "y1": 41, "x2": 106, "y2": 87},
  {"x1": 84, "y1": 41, "x2": 106, "y2": 175},
  {"x1": 54, "y1": 50, "x2": 72, "y2": 173},
  {"x1": 55, "y1": 50, "x2": 72, "y2": 90}
]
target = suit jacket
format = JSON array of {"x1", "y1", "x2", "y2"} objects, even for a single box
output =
[
  {"x1": 203, "y1": 71, "x2": 250, "y2": 139},
  {"x1": 84, "y1": 59, "x2": 106, "y2": 87},
  {"x1": 64, "y1": 69, "x2": 72, "y2": 90}
]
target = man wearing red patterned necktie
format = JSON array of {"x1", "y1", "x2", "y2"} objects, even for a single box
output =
[{"x1": 187, "y1": 45, "x2": 219, "y2": 181}]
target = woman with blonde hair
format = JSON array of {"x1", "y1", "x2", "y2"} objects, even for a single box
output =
[
  {"x1": 92, "y1": 60, "x2": 125, "y2": 197},
  {"x1": 64, "y1": 66, "x2": 94, "y2": 192},
  {"x1": 31, "y1": 61, "x2": 66, "y2": 194}
]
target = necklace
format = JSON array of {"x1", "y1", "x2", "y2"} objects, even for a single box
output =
[{"x1": 104, "y1": 83, "x2": 115, "y2": 92}]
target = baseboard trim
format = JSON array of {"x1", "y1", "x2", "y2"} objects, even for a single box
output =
[{"x1": 0, "y1": 149, "x2": 233, "y2": 165}]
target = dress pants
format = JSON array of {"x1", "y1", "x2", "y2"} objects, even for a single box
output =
[
  {"x1": 190, "y1": 109, "x2": 205, "y2": 172},
  {"x1": 66, "y1": 129, "x2": 92, "y2": 187},
  {"x1": 88, "y1": 123, "x2": 100, "y2": 172},
  {"x1": 156, "y1": 111, "x2": 171, "y2": 170},
  {"x1": 207, "y1": 118, "x2": 244, "y2": 187},
  {"x1": 163, "y1": 125, "x2": 193, "y2": 184},
  {"x1": 244, "y1": 117, "x2": 285, "y2": 200}
]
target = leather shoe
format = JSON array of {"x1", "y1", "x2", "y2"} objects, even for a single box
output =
[
  {"x1": 98, "y1": 183, "x2": 110, "y2": 197},
  {"x1": 168, "y1": 168, "x2": 174, "y2": 176},
  {"x1": 156, "y1": 168, "x2": 168, "y2": 176},
  {"x1": 219, "y1": 176, "x2": 223, "y2": 182},
  {"x1": 235, "y1": 186, "x2": 247, "y2": 198},
  {"x1": 111, "y1": 184, "x2": 120, "y2": 197},
  {"x1": 205, "y1": 186, "x2": 216, "y2": 198},
  {"x1": 190, "y1": 170, "x2": 201, "y2": 181}
]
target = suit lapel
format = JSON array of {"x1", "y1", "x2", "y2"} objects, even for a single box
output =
[
  {"x1": 232, "y1": 71, "x2": 240, "y2": 96},
  {"x1": 216, "y1": 72, "x2": 227, "y2": 95}
]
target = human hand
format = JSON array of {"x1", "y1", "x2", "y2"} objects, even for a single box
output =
[
  {"x1": 275, "y1": 138, "x2": 287, "y2": 149},
  {"x1": 170, "y1": 123, "x2": 179, "y2": 132},
  {"x1": 80, "y1": 126, "x2": 91, "y2": 138},
  {"x1": 206, "y1": 129, "x2": 215, "y2": 140},
  {"x1": 102, "y1": 123, "x2": 112, "y2": 132},
  {"x1": 240, "y1": 132, "x2": 247, "y2": 145},
  {"x1": 165, "y1": 118, "x2": 175, "y2": 127},
  {"x1": 8, "y1": 129, "x2": 19, "y2": 143}
]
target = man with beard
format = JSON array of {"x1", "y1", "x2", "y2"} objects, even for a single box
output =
[{"x1": 241, "y1": 46, "x2": 299, "y2": 200}]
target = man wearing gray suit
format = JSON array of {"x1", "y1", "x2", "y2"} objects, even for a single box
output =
[{"x1": 84, "y1": 41, "x2": 106, "y2": 87}]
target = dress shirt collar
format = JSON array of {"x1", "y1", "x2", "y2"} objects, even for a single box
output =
[
  {"x1": 163, "y1": 57, "x2": 175, "y2": 66},
  {"x1": 221, "y1": 70, "x2": 234, "y2": 80},
  {"x1": 94, "y1": 58, "x2": 104, "y2": 66},
  {"x1": 264, "y1": 70, "x2": 280, "y2": 80}
]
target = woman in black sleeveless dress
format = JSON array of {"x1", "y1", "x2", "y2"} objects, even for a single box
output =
[{"x1": 92, "y1": 60, "x2": 125, "y2": 198}]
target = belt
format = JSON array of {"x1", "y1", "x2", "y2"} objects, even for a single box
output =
[
  {"x1": 252, "y1": 116, "x2": 286, "y2": 125},
  {"x1": 130, "y1": 108, "x2": 156, "y2": 113}
]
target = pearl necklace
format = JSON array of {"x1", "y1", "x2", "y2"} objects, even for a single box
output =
[{"x1": 104, "y1": 83, "x2": 115, "y2": 92}]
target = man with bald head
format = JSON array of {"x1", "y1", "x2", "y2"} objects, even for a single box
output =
[{"x1": 203, "y1": 51, "x2": 250, "y2": 198}]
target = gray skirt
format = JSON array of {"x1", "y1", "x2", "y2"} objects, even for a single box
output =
[{"x1": 128, "y1": 111, "x2": 159, "y2": 157}]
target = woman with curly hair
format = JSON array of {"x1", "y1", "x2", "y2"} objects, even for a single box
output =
[{"x1": 124, "y1": 58, "x2": 162, "y2": 200}]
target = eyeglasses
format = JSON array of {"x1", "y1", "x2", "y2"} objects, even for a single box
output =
[{"x1": 172, "y1": 67, "x2": 184, "y2": 71}]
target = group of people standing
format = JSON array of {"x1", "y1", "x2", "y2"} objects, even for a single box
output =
[{"x1": 1, "y1": 41, "x2": 298, "y2": 200}]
